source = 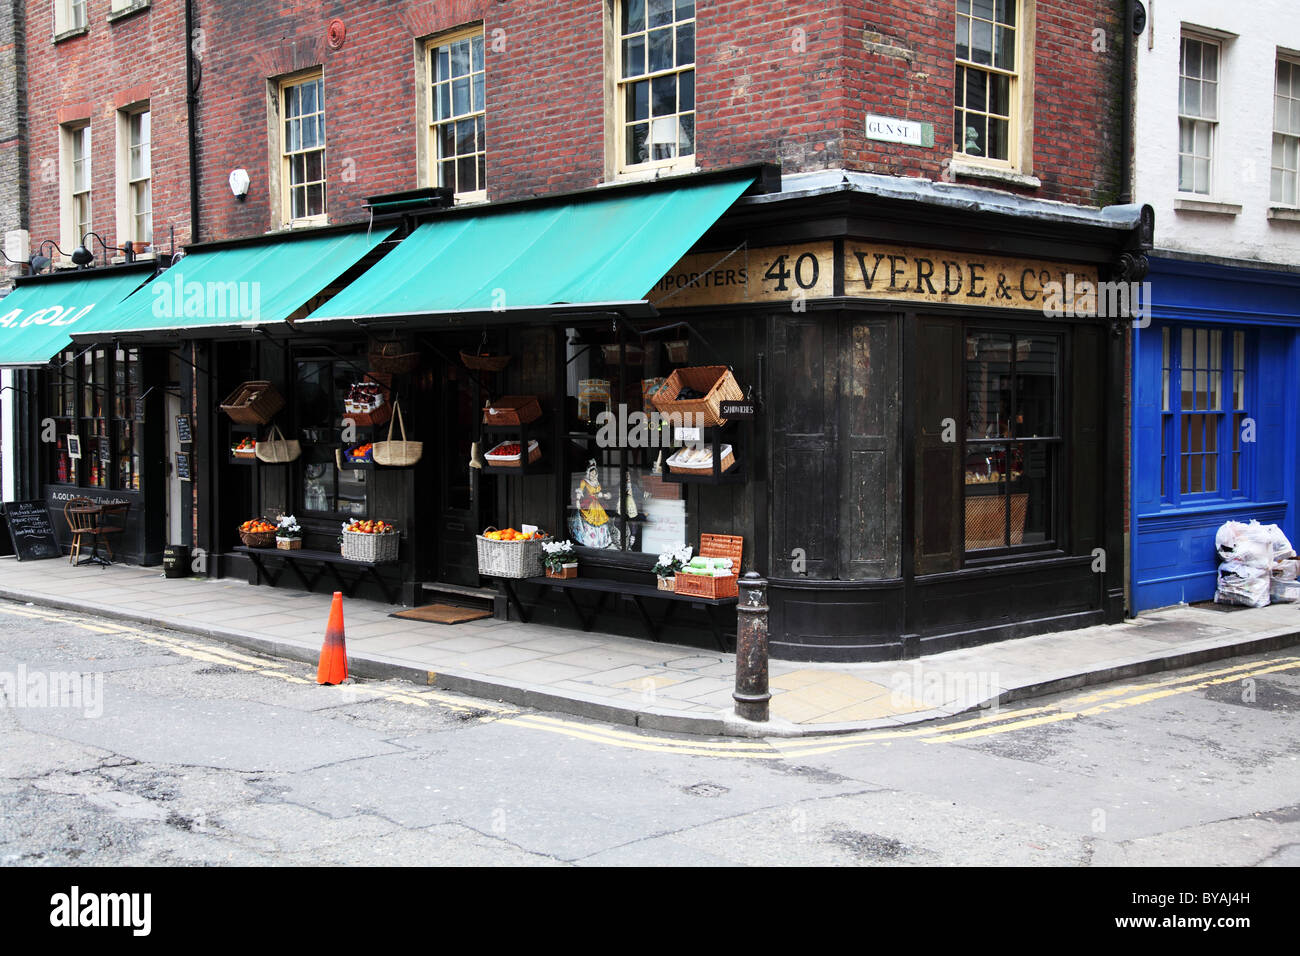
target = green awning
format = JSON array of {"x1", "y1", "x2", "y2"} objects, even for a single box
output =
[
  {"x1": 72, "y1": 227, "x2": 394, "y2": 342},
  {"x1": 300, "y1": 175, "x2": 753, "y2": 324},
  {"x1": 0, "y1": 268, "x2": 151, "y2": 367}
]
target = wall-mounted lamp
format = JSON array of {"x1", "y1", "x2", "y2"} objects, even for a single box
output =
[
  {"x1": 71, "y1": 232, "x2": 135, "y2": 268},
  {"x1": 229, "y1": 168, "x2": 251, "y2": 201}
]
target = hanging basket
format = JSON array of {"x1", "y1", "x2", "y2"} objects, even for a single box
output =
[
  {"x1": 372, "y1": 401, "x2": 423, "y2": 467},
  {"x1": 460, "y1": 350, "x2": 511, "y2": 372},
  {"x1": 220, "y1": 381, "x2": 285, "y2": 425},
  {"x1": 368, "y1": 338, "x2": 421, "y2": 375},
  {"x1": 342, "y1": 374, "x2": 392, "y2": 428},
  {"x1": 650, "y1": 366, "x2": 745, "y2": 427},
  {"x1": 665, "y1": 339, "x2": 690, "y2": 364},
  {"x1": 255, "y1": 423, "x2": 302, "y2": 463},
  {"x1": 482, "y1": 395, "x2": 542, "y2": 426}
]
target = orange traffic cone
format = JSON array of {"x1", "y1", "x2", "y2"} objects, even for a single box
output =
[{"x1": 316, "y1": 591, "x2": 348, "y2": 685}]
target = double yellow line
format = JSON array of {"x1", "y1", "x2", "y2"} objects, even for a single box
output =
[{"x1": 2, "y1": 601, "x2": 1294, "y2": 759}]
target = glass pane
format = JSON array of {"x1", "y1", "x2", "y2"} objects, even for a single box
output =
[
  {"x1": 966, "y1": 331, "x2": 1013, "y2": 439},
  {"x1": 477, "y1": 153, "x2": 485, "y2": 192},
  {"x1": 652, "y1": 73, "x2": 676, "y2": 116},
  {"x1": 457, "y1": 156, "x2": 475, "y2": 191},
  {"x1": 965, "y1": 69, "x2": 987, "y2": 111},
  {"x1": 648, "y1": 27, "x2": 673, "y2": 72},
  {"x1": 675, "y1": 0, "x2": 695, "y2": 18},
  {"x1": 1202, "y1": 43, "x2": 1218, "y2": 81},
  {"x1": 627, "y1": 122, "x2": 649, "y2": 166},
  {"x1": 971, "y1": 18, "x2": 993, "y2": 66},
  {"x1": 994, "y1": 25, "x2": 1015, "y2": 70},
  {"x1": 456, "y1": 117, "x2": 475, "y2": 153},
  {"x1": 1015, "y1": 335, "x2": 1058, "y2": 438},
  {"x1": 304, "y1": 461, "x2": 336, "y2": 512},
  {"x1": 305, "y1": 150, "x2": 323, "y2": 183},
  {"x1": 989, "y1": 73, "x2": 1010, "y2": 116},
  {"x1": 955, "y1": 66, "x2": 965, "y2": 107},
  {"x1": 623, "y1": 35, "x2": 645, "y2": 78},
  {"x1": 956, "y1": 19, "x2": 970, "y2": 61},
  {"x1": 995, "y1": 0, "x2": 1016, "y2": 26},
  {"x1": 453, "y1": 76, "x2": 471, "y2": 115},
  {"x1": 623, "y1": 0, "x2": 645, "y2": 34},
  {"x1": 1161, "y1": 327, "x2": 1170, "y2": 412},
  {"x1": 676, "y1": 22, "x2": 694, "y2": 66},
  {"x1": 451, "y1": 40, "x2": 470, "y2": 76},
  {"x1": 436, "y1": 48, "x2": 450, "y2": 82},
  {"x1": 473, "y1": 72, "x2": 484, "y2": 112},
  {"x1": 678, "y1": 113, "x2": 694, "y2": 154},
  {"x1": 648, "y1": 0, "x2": 673, "y2": 28},
  {"x1": 626, "y1": 80, "x2": 649, "y2": 123},
  {"x1": 1183, "y1": 40, "x2": 1200, "y2": 81},
  {"x1": 337, "y1": 467, "x2": 367, "y2": 517},
  {"x1": 679, "y1": 70, "x2": 694, "y2": 111},
  {"x1": 472, "y1": 35, "x2": 484, "y2": 72},
  {"x1": 305, "y1": 183, "x2": 324, "y2": 217},
  {"x1": 964, "y1": 445, "x2": 1009, "y2": 550},
  {"x1": 988, "y1": 117, "x2": 1008, "y2": 160},
  {"x1": 1182, "y1": 78, "x2": 1200, "y2": 117},
  {"x1": 437, "y1": 123, "x2": 455, "y2": 161},
  {"x1": 440, "y1": 159, "x2": 456, "y2": 190}
]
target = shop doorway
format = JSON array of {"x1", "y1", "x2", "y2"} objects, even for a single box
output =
[{"x1": 424, "y1": 356, "x2": 482, "y2": 589}]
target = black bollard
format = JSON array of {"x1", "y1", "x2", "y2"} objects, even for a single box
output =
[{"x1": 734, "y1": 571, "x2": 770, "y2": 722}]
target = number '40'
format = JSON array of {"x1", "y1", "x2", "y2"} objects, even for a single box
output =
[{"x1": 763, "y1": 253, "x2": 820, "y2": 292}]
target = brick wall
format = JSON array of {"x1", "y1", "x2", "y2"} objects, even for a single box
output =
[
  {"x1": 1, "y1": 0, "x2": 28, "y2": 284},
  {"x1": 25, "y1": 1, "x2": 1127, "y2": 249},
  {"x1": 24, "y1": 0, "x2": 192, "y2": 257}
]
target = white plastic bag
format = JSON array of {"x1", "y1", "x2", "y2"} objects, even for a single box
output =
[
  {"x1": 1215, "y1": 560, "x2": 1270, "y2": 608},
  {"x1": 1215, "y1": 520, "x2": 1273, "y2": 568},
  {"x1": 1264, "y1": 523, "x2": 1295, "y2": 562}
]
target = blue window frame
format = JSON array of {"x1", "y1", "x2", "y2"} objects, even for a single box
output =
[{"x1": 1158, "y1": 324, "x2": 1251, "y2": 505}]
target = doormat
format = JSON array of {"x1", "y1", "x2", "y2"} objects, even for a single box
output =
[
  {"x1": 1189, "y1": 600, "x2": 1251, "y2": 613},
  {"x1": 390, "y1": 603, "x2": 493, "y2": 625}
]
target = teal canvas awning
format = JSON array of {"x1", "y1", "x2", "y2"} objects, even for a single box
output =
[
  {"x1": 0, "y1": 268, "x2": 151, "y2": 367},
  {"x1": 300, "y1": 175, "x2": 753, "y2": 324},
  {"x1": 71, "y1": 227, "x2": 394, "y2": 343}
]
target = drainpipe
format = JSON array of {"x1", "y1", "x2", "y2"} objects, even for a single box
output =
[
  {"x1": 1119, "y1": 0, "x2": 1137, "y2": 203},
  {"x1": 185, "y1": 0, "x2": 201, "y2": 243}
]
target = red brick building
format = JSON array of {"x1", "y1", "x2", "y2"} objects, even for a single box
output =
[{"x1": 7, "y1": 1, "x2": 1147, "y2": 660}]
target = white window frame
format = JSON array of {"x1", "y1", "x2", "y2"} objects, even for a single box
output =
[
  {"x1": 610, "y1": 0, "x2": 697, "y2": 179},
  {"x1": 1178, "y1": 33, "x2": 1221, "y2": 197},
  {"x1": 53, "y1": 0, "x2": 88, "y2": 35},
  {"x1": 1272, "y1": 54, "x2": 1300, "y2": 207},
  {"x1": 425, "y1": 27, "x2": 487, "y2": 203},
  {"x1": 115, "y1": 104, "x2": 152, "y2": 253},
  {"x1": 274, "y1": 70, "x2": 327, "y2": 227},
  {"x1": 953, "y1": 0, "x2": 1034, "y2": 173},
  {"x1": 60, "y1": 123, "x2": 92, "y2": 257}
]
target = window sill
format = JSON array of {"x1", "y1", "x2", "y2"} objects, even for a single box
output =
[
  {"x1": 604, "y1": 160, "x2": 699, "y2": 186},
  {"x1": 1267, "y1": 206, "x2": 1300, "y2": 222},
  {"x1": 107, "y1": 0, "x2": 150, "y2": 24},
  {"x1": 52, "y1": 25, "x2": 89, "y2": 44},
  {"x1": 1173, "y1": 197, "x2": 1241, "y2": 216},
  {"x1": 947, "y1": 160, "x2": 1041, "y2": 189}
]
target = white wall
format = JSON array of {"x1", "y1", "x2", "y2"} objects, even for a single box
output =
[{"x1": 1134, "y1": 2, "x2": 1300, "y2": 264}]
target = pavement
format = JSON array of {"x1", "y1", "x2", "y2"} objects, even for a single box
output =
[{"x1": 2, "y1": 555, "x2": 1298, "y2": 737}]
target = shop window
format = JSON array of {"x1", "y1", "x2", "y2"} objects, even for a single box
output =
[
  {"x1": 1178, "y1": 34, "x2": 1219, "y2": 196},
  {"x1": 1159, "y1": 325, "x2": 1249, "y2": 504},
  {"x1": 45, "y1": 347, "x2": 142, "y2": 491},
  {"x1": 963, "y1": 331, "x2": 1060, "y2": 553},
  {"x1": 278, "y1": 72, "x2": 326, "y2": 225},
  {"x1": 563, "y1": 331, "x2": 688, "y2": 555},
  {"x1": 954, "y1": 0, "x2": 1024, "y2": 168},
  {"x1": 427, "y1": 28, "x2": 486, "y2": 200},
  {"x1": 614, "y1": 0, "x2": 696, "y2": 176},
  {"x1": 1272, "y1": 57, "x2": 1300, "y2": 206},
  {"x1": 295, "y1": 359, "x2": 368, "y2": 518}
]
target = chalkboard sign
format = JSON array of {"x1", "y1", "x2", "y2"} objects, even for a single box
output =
[
  {"x1": 175, "y1": 452, "x2": 192, "y2": 481},
  {"x1": 2, "y1": 500, "x2": 61, "y2": 561},
  {"x1": 719, "y1": 400, "x2": 756, "y2": 419},
  {"x1": 175, "y1": 415, "x2": 192, "y2": 444}
]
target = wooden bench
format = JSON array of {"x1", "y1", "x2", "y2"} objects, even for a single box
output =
[
  {"x1": 233, "y1": 545, "x2": 400, "y2": 604},
  {"x1": 496, "y1": 575, "x2": 737, "y2": 650}
]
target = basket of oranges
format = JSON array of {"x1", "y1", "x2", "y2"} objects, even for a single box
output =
[
  {"x1": 238, "y1": 518, "x2": 278, "y2": 548},
  {"x1": 476, "y1": 526, "x2": 547, "y2": 578},
  {"x1": 340, "y1": 519, "x2": 399, "y2": 563}
]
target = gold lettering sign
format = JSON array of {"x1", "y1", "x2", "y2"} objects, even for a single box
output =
[
  {"x1": 649, "y1": 242, "x2": 835, "y2": 308},
  {"x1": 843, "y1": 244, "x2": 1100, "y2": 312}
]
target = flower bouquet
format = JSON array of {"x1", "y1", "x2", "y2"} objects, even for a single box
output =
[
  {"x1": 542, "y1": 540, "x2": 578, "y2": 579},
  {"x1": 276, "y1": 514, "x2": 303, "y2": 550},
  {"x1": 652, "y1": 545, "x2": 693, "y2": 591}
]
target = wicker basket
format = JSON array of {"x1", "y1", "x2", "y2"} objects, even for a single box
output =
[
  {"x1": 476, "y1": 531, "x2": 545, "y2": 578},
  {"x1": 545, "y1": 564, "x2": 578, "y2": 579},
  {"x1": 460, "y1": 350, "x2": 511, "y2": 372},
  {"x1": 255, "y1": 424, "x2": 302, "y2": 463},
  {"x1": 657, "y1": 576, "x2": 676, "y2": 592},
  {"x1": 485, "y1": 439, "x2": 541, "y2": 467},
  {"x1": 369, "y1": 339, "x2": 420, "y2": 375},
  {"x1": 341, "y1": 529, "x2": 400, "y2": 563},
  {"x1": 482, "y1": 395, "x2": 542, "y2": 426},
  {"x1": 238, "y1": 528, "x2": 276, "y2": 548},
  {"x1": 221, "y1": 381, "x2": 285, "y2": 426},
  {"x1": 665, "y1": 339, "x2": 690, "y2": 364},
  {"x1": 343, "y1": 374, "x2": 392, "y2": 428},
  {"x1": 232, "y1": 445, "x2": 258, "y2": 460},
  {"x1": 372, "y1": 401, "x2": 423, "y2": 467},
  {"x1": 651, "y1": 366, "x2": 745, "y2": 427},
  {"x1": 276, "y1": 537, "x2": 303, "y2": 550},
  {"x1": 600, "y1": 343, "x2": 645, "y2": 365},
  {"x1": 674, "y1": 533, "x2": 743, "y2": 599},
  {"x1": 666, "y1": 444, "x2": 735, "y2": 475}
]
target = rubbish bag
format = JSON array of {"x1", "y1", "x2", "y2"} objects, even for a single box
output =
[
  {"x1": 1215, "y1": 561, "x2": 1270, "y2": 608},
  {"x1": 1215, "y1": 520, "x2": 1273, "y2": 568},
  {"x1": 1264, "y1": 523, "x2": 1295, "y2": 562}
]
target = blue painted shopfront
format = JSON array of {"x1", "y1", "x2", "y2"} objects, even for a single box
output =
[{"x1": 1131, "y1": 256, "x2": 1300, "y2": 611}]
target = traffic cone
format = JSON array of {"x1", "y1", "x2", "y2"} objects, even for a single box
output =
[{"x1": 316, "y1": 591, "x2": 348, "y2": 685}]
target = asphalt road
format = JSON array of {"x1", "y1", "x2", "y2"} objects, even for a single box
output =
[{"x1": 1, "y1": 599, "x2": 1297, "y2": 866}]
